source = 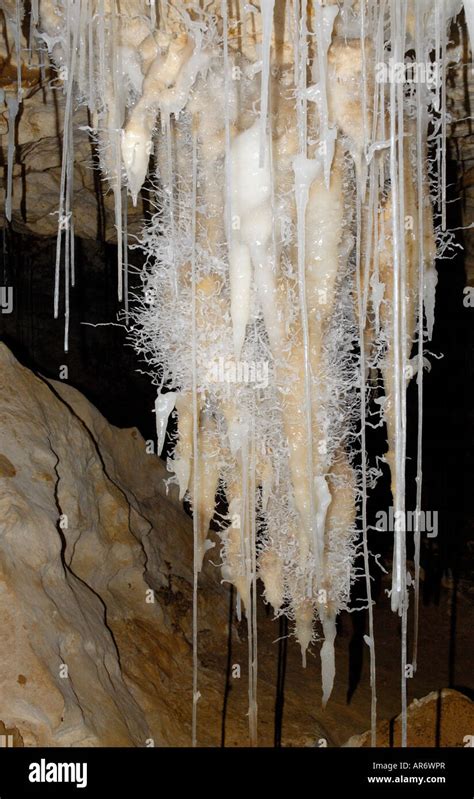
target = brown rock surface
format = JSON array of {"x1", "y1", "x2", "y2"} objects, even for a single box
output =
[
  {"x1": 0, "y1": 341, "x2": 229, "y2": 745},
  {"x1": 344, "y1": 689, "x2": 474, "y2": 747},
  {"x1": 0, "y1": 81, "x2": 144, "y2": 240}
]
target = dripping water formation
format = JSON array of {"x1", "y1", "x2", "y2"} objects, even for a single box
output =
[{"x1": 0, "y1": 0, "x2": 473, "y2": 751}]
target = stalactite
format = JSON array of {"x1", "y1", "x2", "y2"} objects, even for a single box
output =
[
  {"x1": 14, "y1": 0, "x2": 469, "y2": 747},
  {"x1": 14, "y1": 0, "x2": 23, "y2": 96},
  {"x1": 5, "y1": 95, "x2": 19, "y2": 223},
  {"x1": 190, "y1": 127, "x2": 200, "y2": 747},
  {"x1": 259, "y1": 0, "x2": 274, "y2": 167}
]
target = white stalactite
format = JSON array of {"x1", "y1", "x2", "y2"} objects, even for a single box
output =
[{"x1": 16, "y1": 0, "x2": 463, "y2": 747}]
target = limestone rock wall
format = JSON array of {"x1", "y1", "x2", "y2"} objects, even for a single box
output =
[{"x1": 0, "y1": 342, "x2": 228, "y2": 746}]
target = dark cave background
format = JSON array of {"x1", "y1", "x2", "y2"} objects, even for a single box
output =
[{"x1": 0, "y1": 230, "x2": 157, "y2": 440}]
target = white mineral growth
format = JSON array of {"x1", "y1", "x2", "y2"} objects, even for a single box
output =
[
  {"x1": 122, "y1": 192, "x2": 128, "y2": 321},
  {"x1": 413, "y1": 0, "x2": 426, "y2": 677},
  {"x1": 228, "y1": 243, "x2": 252, "y2": 358},
  {"x1": 122, "y1": 26, "x2": 208, "y2": 205},
  {"x1": 314, "y1": 475, "x2": 332, "y2": 565},
  {"x1": 259, "y1": 0, "x2": 275, "y2": 166},
  {"x1": 390, "y1": 0, "x2": 409, "y2": 747},
  {"x1": 5, "y1": 96, "x2": 19, "y2": 222},
  {"x1": 172, "y1": 454, "x2": 191, "y2": 501},
  {"x1": 222, "y1": 0, "x2": 233, "y2": 244},
  {"x1": 259, "y1": 549, "x2": 284, "y2": 612},
  {"x1": 29, "y1": 0, "x2": 39, "y2": 56},
  {"x1": 223, "y1": 497, "x2": 250, "y2": 608},
  {"x1": 412, "y1": 0, "x2": 437, "y2": 673},
  {"x1": 355, "y1": 132, "x2": 379, "y2": 741},
  {"x1": 320, "y1": 610, "x2": 337, "y2": 707},
  {"x1": 158, "y1": 26, "x2": 208, "y2": 119},
  {"x1": 97, "y1": 0, "x2": 106, "y2": 98},
  {"x1": 121, "y1": 116, "x2": 154, "y2": 207},
  {"x1": 110, "y1": 0, "x2": 124, "y2": 303},
  {"x1": 88, "y1": 11, "x2": 95, "y2": 111},
  {"x1": 248, "y1": 423, "x2": 259, "y2": 747},
  {"x1": 149, "y1": 0, "x2": 156, "y2": 29},
  {"x1": 295, "y1": 600, "x2": 313, "y2": 668},
  {"x1": 228, "y1": 122, "x2": 272, "y2": 357},
  {"x1": 293, "y1": 152, "x2": 322, "y2": 584},
  {"x1": 226, "y1": 415, "x2": 244, "y2": 458},
  {"x1": 173, "y1": 393, "x2": 193, "y2": 500},
  {"x1": 260, "y1": 458, "x2": 273, "y2": 511},
  {"x1": 64, "y1": 115, "x2": 74, "y2": 352},
  {"x1": 54, "y1": 1, "x2": 79, "y2": 322},
  {"x1": 303, "y1": 138, "x2": 346, "y2": 692},
  {"x1": 190, "y1": 131, "x2": 199, "y2": 747},
  {"x1": 25, "y1": 0, "x2": 465, "y2": 747},
  {"x1": 14, "y1": 0, "x2": 23, "y2": 96},
  {"x1": 441, "y1": 1, "x2": 448, "y2": 232},
  {"x1": 388, "y1": 0, "x2": 404, "y2": 616},
  {"x1": 313, "y1": 3, "x2": 339, "y2": 186},
  {"x1": 155, "y1": 392, "x2": 177, "y2": 455},
  {"x1": 77, "y1": 0, "x2": 88, "y2": 98},
  {"x1": 191, "y1": 411, "x2": 220, "y2": 571},
  {"x1": 424, "y1": 266, "x2": 438, "y2": 341},
  {"x1": 356, "y1": 180, "x2": 378, "y2": 741}
]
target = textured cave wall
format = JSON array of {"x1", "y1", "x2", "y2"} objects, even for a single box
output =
[{"x1": 0, "y1": 341, "x2": 231, "y2": 745}]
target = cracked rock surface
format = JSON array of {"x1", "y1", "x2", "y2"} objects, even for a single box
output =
[{"x1": 0, "y1": 342, "x2": 229, "y2": 746}]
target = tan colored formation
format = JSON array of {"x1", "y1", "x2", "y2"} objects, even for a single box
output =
[{"x1": 3, "y1": 0, "x2": 465, "y2": 743}]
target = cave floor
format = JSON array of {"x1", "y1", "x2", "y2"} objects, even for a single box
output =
[{"x1": 215, "y1": 576, "x2": 474, "y2": 747}]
